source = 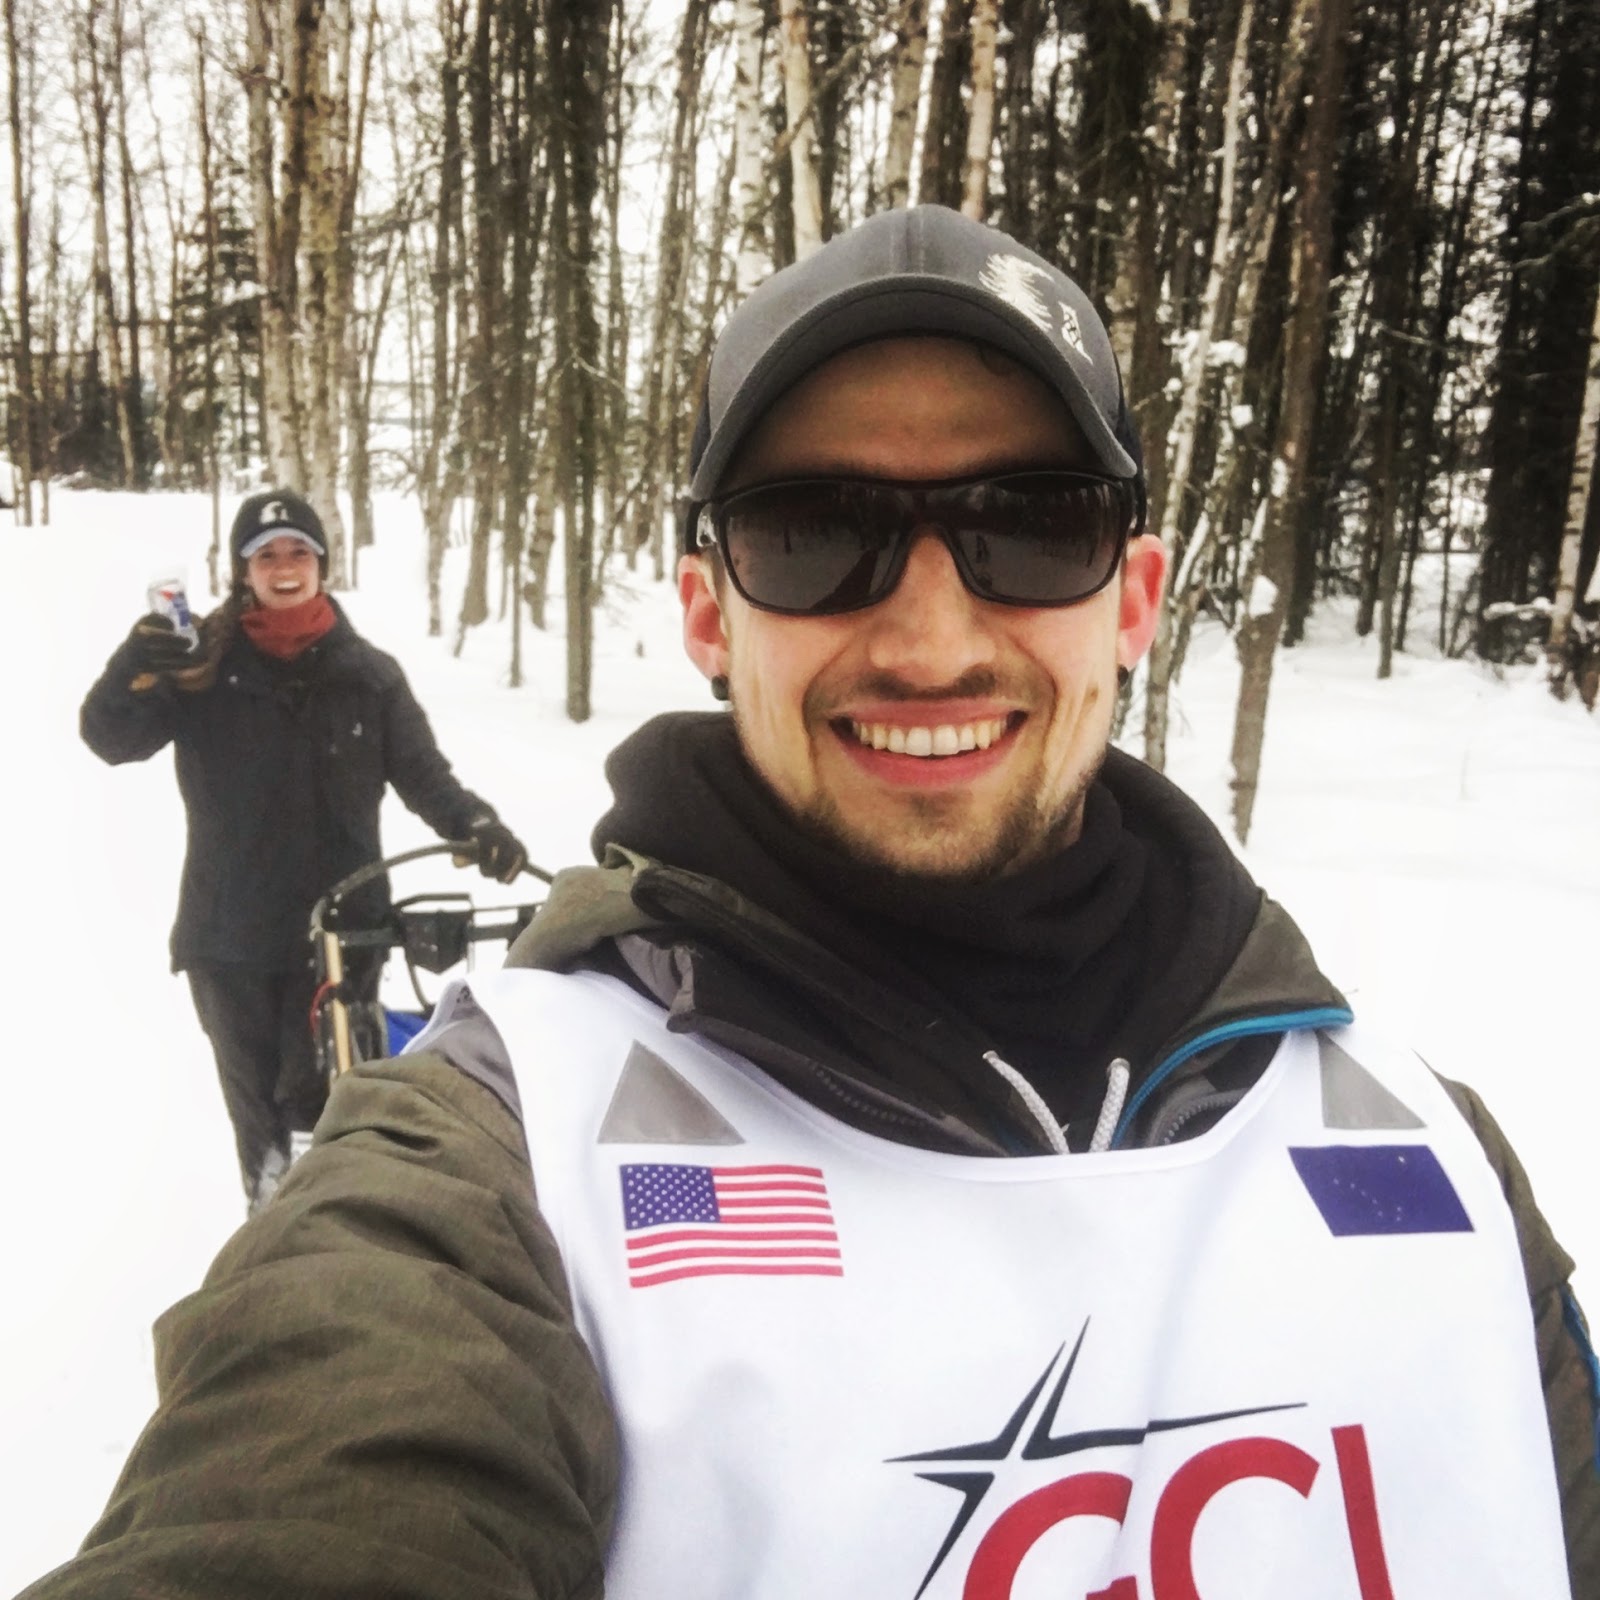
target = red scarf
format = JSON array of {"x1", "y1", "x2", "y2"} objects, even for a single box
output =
[{"x1": 240, "y1": 593, "x2": 338, "y2": 660}]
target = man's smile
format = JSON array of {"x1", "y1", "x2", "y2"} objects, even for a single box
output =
[
  {"x1": 825, "y1": 706, "x2": 1029, "y2": 793},
  {"x1": 841, "y1": 714, "x2": 1016, "y2": 756}
]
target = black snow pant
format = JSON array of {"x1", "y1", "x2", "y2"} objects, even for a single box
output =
[{"x1": 187, "y1": 958, "x2": 379, "y2": 1204}]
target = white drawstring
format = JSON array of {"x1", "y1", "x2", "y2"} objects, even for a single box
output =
[
  {"x1": 1089, "y1": 1058, "x2": 1131, "y2": 1153},
  {"x1": 983, "y1": 1050, "x2": 1069, "y2": 1154},
  {"x1": 982, "y1": 1050, "x2": 1132, "y2": 1155}
]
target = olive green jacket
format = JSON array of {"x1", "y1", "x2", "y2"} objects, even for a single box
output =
[{"x1": 22, "y1": 857, "x2": 1598, "y2": 1597}]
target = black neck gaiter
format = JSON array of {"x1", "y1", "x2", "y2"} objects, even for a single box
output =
[{"x1": 594, "y1": 712, "x2": 1261, "y2": 1122}]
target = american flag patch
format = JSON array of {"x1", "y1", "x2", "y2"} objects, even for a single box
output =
[{"x1": 620, "y1": 1162, "x2": 842, "y2": 1289}]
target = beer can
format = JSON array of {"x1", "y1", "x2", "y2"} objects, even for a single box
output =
[{"x1": 147, "y1": 577, "x2": 200, "y2": 651}]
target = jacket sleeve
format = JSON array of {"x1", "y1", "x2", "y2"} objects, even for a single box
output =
[
  {"x1": 1441, "y1": 1075, "x2": 1600, "y2": 1594},
  {"x1": 382, "y1": 667, "x2": 499, "y2": 841},
  {"x1": 80, "y1": 641, "x2": 178, "y2": 765},
  {"x1": 21, "y1": 1054, "x2": 618, "y2": 1600}
]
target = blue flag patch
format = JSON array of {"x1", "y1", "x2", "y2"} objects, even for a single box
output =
[{"x1": 1290, "y1": 1144, "x2": 1473, "y2": 1237}]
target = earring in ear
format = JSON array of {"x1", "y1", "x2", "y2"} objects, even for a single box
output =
[
  {"x1": 710, "y1": 673, "x2": 731, "y2": 703},
  {"x1": 1116, "y1": 666, "x2": 1131, "y2": 691}
]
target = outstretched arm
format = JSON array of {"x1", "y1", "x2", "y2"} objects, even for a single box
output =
[
  {"x1": 382, "y1": 672, "x2": 498, "y2": 842},
  {"x1": 79, "y1": 624, "x2": 185, "y2": 765},
  {"x1": 22, "y1": 1054, "x2": 618, "y2": 1600}
]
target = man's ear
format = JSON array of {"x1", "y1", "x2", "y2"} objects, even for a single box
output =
[
  {"x1": 679, "y1": 552, "x2": 731, "y2": 685},
  {"x1": 1116, "y1": 534, "x2": 1168, "y2": 671}
]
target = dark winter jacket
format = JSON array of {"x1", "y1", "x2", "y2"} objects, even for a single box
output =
[
  {"x1": 22, "y1": 734, "x2": 1599, "y2": 1598},
  {"x1": 81, "y1": 601, "x2": 496, "y2": 970}
]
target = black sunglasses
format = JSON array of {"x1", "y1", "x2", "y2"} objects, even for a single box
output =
[{"x1": 692, "y1": 470, "x2": 1137, "y2": 617}]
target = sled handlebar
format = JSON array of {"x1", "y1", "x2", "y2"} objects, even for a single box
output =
[{"x1": 309, "y1": 842, "x2": 553, "y2": 937}]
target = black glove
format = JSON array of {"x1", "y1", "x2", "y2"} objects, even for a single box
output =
[
  {"x1": 464, "y1": 817, "x2": 528, "y2": 883},
  {"x1": 120, "y1": 612, "x2": 197, "y2": 684}
]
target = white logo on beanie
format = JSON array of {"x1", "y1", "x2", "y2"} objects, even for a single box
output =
[
  {"x1": 979, "y1": 253, "x2": 1053, "y2": 334},
  {"x1": 1060, "y1": 304, "x2": 1091, "y2": 362}
]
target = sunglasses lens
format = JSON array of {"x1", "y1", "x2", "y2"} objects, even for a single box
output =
[
  {"x1": 717, "y1": 482, "x2": 901, "y2": 614},
  {"x1": 709, "y1": 473, "x2": 1133, "y2": 614},
  {"x1": 951, "y1": 475, "x2": 1130, "y2": 605}
]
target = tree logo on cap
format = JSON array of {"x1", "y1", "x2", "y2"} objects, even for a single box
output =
[
  {"x1": 979, "y1": 252, "x2": 1094, "y2": 366},
  {"x1": 979, "y1": 253, "x2": 1053, "y2": 335}
]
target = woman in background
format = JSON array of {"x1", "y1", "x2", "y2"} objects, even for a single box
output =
[{"x1": 82, "y1": 488, "x2": 529, "y2": 1212}]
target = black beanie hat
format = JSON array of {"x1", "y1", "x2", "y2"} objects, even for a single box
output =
[{"x1": 230, "y1": 489, "x2": 329, "y2": 578}]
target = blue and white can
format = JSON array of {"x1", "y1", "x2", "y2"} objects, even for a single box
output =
[{"x1": 147, "y1": 577, "x2": 200, "y2": 650}]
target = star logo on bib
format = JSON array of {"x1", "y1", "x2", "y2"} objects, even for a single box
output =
[{"x1": 888, "y1": 1320, "x2": 1302, "y2": 1598}]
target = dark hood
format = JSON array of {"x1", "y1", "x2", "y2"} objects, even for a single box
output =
[
  {"x1": 512, "y1": 713, "x2": 1346, "y2": 1153},
  {"x1": 589, "y1": 713, "x2": 1267, "y2": 1122}
]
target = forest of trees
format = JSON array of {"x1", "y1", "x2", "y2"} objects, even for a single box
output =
[{"x1": 2, "y1": 0, "x2": 1598, "y2": 835}]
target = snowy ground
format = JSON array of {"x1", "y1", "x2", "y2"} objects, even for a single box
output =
[{"x1": 4, "y1": 490, "x2": 1596, "y2": 1590}]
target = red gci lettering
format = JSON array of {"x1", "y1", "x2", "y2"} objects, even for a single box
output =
[
  {"x1": 964, "y1": 1472, "x2": 1131, "y2": 1599},
  {"x1": 1148, "y1": 1436, "x2": 1320, "y2": 1600}
]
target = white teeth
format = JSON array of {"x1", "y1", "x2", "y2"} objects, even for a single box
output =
[{"x1": 848, "y1": 717, "x2": 1010, "y2": 758}]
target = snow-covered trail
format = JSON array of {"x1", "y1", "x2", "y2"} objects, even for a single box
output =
[{"x1": 3, "y1": 491, "x2": 1596, "y2": 1592}]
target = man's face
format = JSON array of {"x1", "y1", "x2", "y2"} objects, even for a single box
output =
[
  {"x1": 679, "y1": 337, "x2": 1166, "y2": 880},
  {"x1": 245, "y1": 536, "x2": 323, "y2": 610}
]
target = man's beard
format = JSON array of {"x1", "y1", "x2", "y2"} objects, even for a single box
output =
[
  {"x1": 787, "y1": 752, "x2": 1103, "y2": 884},
  {"x1": 729, "y1": 662, "x2": 1108, "y2": 883}
]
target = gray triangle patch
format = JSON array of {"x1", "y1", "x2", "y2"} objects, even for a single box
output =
[
  {"x1": 598, "y1": 1042, "x2": 745, "y2": 1146},
  {"x1": 1319, "y1": 1035, "x2": 1425, "y2": 1129}
]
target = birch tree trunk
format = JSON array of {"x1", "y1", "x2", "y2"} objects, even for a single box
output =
[
  {"x1": 110, "y1": 0, "x2": 143, "y2": 485},
  {"x1": 38, "y1": 191, "x2": 58, "y2": 521},
  {"x1": 457, "y1": 0, "x2": 497, "y2": 638},
  {"x1": 247, "y1": 0, "x2": 304, "y2": 487},
  {"x1": 502, "y1": 0, "x2": 543, "y2": 685},
  {"x1": 1546, "y1": 275, "x2": 1600, "y2": 673},
  {"x1": 776, "y1": 0, "x2": 823, "y2": 258},
  {"x1": 548, "y1": 0, "x2": 608, "y2": 722},
  {"x1": 5, "y1": 0, "x2": 34, "y2": 522},
  {"x1": 127, "y1": 0, "x2": 176, "y2": 483},
  {"x1": 1142, "y1": 0, "x2": 1320, "y2": 769},
  {"x1": 77, "y1": 0, "x2": 137, "y2": 486},
  {"x1": 1375, "y1": 0, "x2": 1447, "y2": 680},
  {"x1": 882, "y1": 0, "x2": 928, "y2": 208},
  {"x1": 732, "y1": 0, "x2": 768, "y2": 296},
  {"x1": 340, "y1": 0, "x2": 380, "y2": 562},
  {"x1": 1112, "y1": 0, "x2": 1189, "y2": 406},
  {"x1": 195, "y1": 17, "x2": 222, "y2": 591},
  {"x1": 300, "y1": 0, "x2": 351, "y2": 585},
  {"x1": 419, "y1": 0, "x2": 468, "y2": 638},
  {"x1": 959, "y1": 0, "x2": 998, "y2": 219},
  {"x1": 917, "y1": 0, "x2": 972, "y2": 209},
  {"x1": 1228, "y1": 0, "x2": 1349, "y2": 843},
  {"x1": 1141, "y1": 0, "x2": 1254, "y2": 772},
  {"x1": 633, "y1": 0, "x2": 708, "y2": 574},
  {"x1": 352, "y1": 227, "x2": 400, "y2": 559},
  {"x1": 600, "y1": 1, "x2": 629, "y2": 553}
]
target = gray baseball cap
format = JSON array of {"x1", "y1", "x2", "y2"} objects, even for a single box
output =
[{"x1": 686, "y1": 205, "x2": 1141, "y2": 510}]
